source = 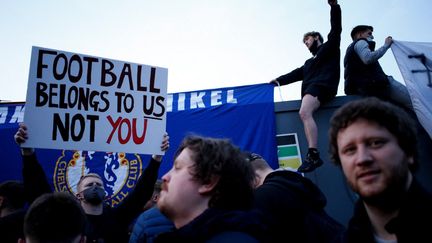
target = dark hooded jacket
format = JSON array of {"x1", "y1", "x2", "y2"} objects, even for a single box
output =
[
  {"x1": 339, "y1": 179, "x2": 432, "y2": 243},
  {"x1": 0, "y1": 209, "x2": 26, "y2": 243},
  {"x1": 153, "y1": 208, "x2": 266, "y2": 243},
  {"x1": 254, "y1": 170, "x2": 344, "y2": 243}
]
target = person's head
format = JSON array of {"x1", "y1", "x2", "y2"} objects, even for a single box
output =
[
  {"x1": 143, "y1": 179, "x2": 163, "y2": 211},
  {"x1": 244, "y1": 152, "x2": 273, "y2": 188},
  {"x1": 157, "y1": 135, "x2": 255, "y2": 227},
  {"x1": 303, "y1": 31, "x2": 323, "y2": 55},
  {"x1": 329, "y1": 97, "x2": 417, "y2": 203},
  {"x1": 350, "y1": 25, "x2": 374, "y2": 41},
  {"x1": 21, "y1": 192, "x2": 86, "y2": 243},
  {"x1": 76, "y1": 173, "x2": 106, "y2": 206},
  {"x1": 0, "y1": 180, "x2": 25, "y2": 217}
]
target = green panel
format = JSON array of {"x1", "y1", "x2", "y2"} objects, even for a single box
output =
[{"x1": 277, "y1": 145, "x2": 298, "y2": 157}]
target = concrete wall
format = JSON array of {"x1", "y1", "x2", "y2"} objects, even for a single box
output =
[{"x1": 274, "y1": 95, "x2": 432, "y2": 226}]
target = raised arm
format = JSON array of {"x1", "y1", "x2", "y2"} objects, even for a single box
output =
[
  {"x1": 113, "y1": 133, "x2": 170, "y2": 224},
  {"x1": 327, "y1": 0, "x2": 341, "y2": 44},
  {"x1": 14, "y1": 123, "x2": 52, "y2": 203}
]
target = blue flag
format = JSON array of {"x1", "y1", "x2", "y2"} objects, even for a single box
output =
[{"x1": 0, "y1": 83, "x2": 277, "y2": 206}]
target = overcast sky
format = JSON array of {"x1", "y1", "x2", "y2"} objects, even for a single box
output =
[{"x1": 1, "y1": 0, "x2": 431, "y2": 102}]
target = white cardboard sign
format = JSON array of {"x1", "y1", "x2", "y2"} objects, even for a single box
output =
[{"x1": 23, "y1": 46, "x2": 168, "y2": 155}]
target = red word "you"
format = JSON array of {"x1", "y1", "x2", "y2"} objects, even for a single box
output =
[{"x1": 106, "y1": 115, "x2": 148, "y2": 144}]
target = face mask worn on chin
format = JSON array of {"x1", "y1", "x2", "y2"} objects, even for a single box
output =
[
  {"x1": 309, "y1": 39, "x2": 319, "y2": 56},
  {"x1": 83, "y1": 186, "x2": 106, "y2": 205}
]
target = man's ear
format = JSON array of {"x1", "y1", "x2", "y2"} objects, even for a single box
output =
[
  {"x1": 198, "y1": 175, "x2": 220, "y2": 194},
  {"x1": 152, "y1": 194, "x2": 159, "y2": 203},
  {"x1": 354, "y1": 32, "x2": 361, "y2": 40},
  {"x1": 18, "y1": 238, "x2": 26, "y2": 243}
]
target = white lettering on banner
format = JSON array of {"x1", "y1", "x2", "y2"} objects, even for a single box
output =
[
  {"x1": 0, "y1": 107, "x2": 7, "y2": 124},
  {"x1": 190, "y1": 92, "x2": 206, "y2": 109},
  {"x1": 0, "y1": 106, "x2": 25, "y2": 124},
  {"x1": 166, "y1": 89, "x2": 238, "y2": 112},
  {"x1": 11, "y1": 106, "x2": 25, "y2": 123},
  {"x1": 211, "y1": 90, "x2": 223, "y2": 106},
  {"x1": 227, "y1": 90, "x2": 237, "y2": 104},
  {"x1": 178, "y1": 93, "x2": 186, "y2": 111}
]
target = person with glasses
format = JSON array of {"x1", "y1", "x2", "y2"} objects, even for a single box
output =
[
  {"x1": 344, "y1": 25, "x2": 412, "y2": 111},
  {"x1": 246, "y1": 152, "x2": 344, "y2": 243}
]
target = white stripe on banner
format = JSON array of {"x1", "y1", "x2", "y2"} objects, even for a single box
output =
[{"x1": 391, "y1": 40, "x2": 432, "y2": 138}]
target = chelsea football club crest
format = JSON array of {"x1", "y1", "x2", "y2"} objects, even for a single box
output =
[{"x1": 53, "y1": 150, "x2": 143, "y2": 207}]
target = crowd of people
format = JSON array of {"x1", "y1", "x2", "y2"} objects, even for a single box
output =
[
  {"x1": 2, "y1": 96, "x2": 430, "y2": 243},
  {"x1": 1, "y1": 0, "x2": 430, "y2": 242}
]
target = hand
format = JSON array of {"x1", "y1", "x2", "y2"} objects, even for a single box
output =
[
  {"x1": 385, "y1": 36, "x2": 393, "y2": 46},
  {"x1": 14, "y1": 123, "x2": 28, "y2": 145},
  {"x1": 270, "y1": 79, "x2": 279, "y2": 86},
  {"x1": 14, "y1": 123, "x2": 34, "y2": 155},
  {"x1": 328, "y1": 0, "x2": 337, "y2": 5},
  {"x1": 152, "y1": 133, "x2": 170, "y2": 162},
  {"x1": 160, "y1": 133, "x2": 170, "y2": 152}
]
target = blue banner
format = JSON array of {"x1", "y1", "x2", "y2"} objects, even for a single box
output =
[{"x1": 0, "y1": 83, "x2": 277, "y2": 206}]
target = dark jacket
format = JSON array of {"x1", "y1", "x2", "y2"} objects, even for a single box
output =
[
  {"x1": 276, "y1": 4, "x2": 341, "y2": 98},
  {"x1": 340, "y1": 179, "x2": 432, "y2": 243},
  {"x1": 0, "y1": 153, "x2": 54, "y2": 243},
  {"x1": 0, "y1": 209, "x2": 26, "y2": 243},
  {"x1": 344, "y1": 38, "x2": 389, "y2": 96},
  {"x1": 254, "y1": 170, "x2": 345, "y2": 243},
  {"x1": 153, "y1": 208, "x2": 266, "y2": 243},
  {"x1": 129, "y1": 206, "x2": 174, "y2": 243},
  {"x1": 23, "y1": 153, "x2": 161, "y2": 243}
]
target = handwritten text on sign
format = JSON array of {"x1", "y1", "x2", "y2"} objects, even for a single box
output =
[{"x1": 23, "y1": 46, "x2": 168, "y2": 155}]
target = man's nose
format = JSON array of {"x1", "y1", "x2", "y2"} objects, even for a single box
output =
[{"x1": 356, "y1": 146, "x2": 373, "y2": 164}]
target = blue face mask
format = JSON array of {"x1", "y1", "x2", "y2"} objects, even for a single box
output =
[
  {"x1": 83, "y1": 186, "x2": 106, "y2": 205},
  {"x1": 366, "y1": 35, "x2": 374, "y2": 42}
]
